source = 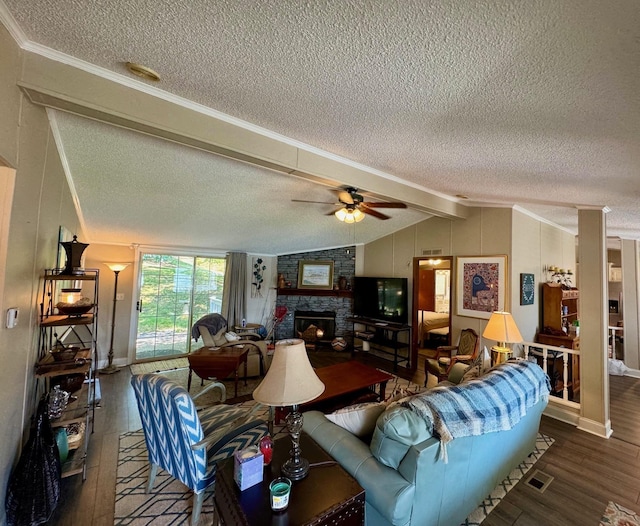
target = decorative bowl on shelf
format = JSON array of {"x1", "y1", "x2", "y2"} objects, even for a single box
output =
[
  {"x1": 55, "y1": 301, "x2": 93, "y2": 317},
  {"x1": 50, "y1": 347, "x2": 80, "y2": 362}
]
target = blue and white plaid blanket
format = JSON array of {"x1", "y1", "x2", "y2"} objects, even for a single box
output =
[{"x1": 402, "y1": 360, "x2": 550, "y2": 462}]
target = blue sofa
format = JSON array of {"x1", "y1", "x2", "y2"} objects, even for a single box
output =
[{"x1": 303, "y1": 361, "x2": 549, "y2": 526}]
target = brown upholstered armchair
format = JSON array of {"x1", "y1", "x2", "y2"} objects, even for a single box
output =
[{"x1": 424, "y1": 328, "x2": 480, "y2": 384}]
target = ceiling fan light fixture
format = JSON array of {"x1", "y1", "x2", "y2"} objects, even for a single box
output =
[
  {"x1": 335, "y1": 208, "x2": 349, "y2": 221},
  {"x1": 335, "y1": 207, "x2": 365, "y2": 223}
]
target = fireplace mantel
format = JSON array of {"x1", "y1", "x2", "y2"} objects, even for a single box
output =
[{"x1": 277, "y1": 288, "x2": 353, "y2": 298}]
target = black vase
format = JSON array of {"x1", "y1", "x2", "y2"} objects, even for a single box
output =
[{"x1": 60, "y1": 235, "x2": 89, "y2": 275}]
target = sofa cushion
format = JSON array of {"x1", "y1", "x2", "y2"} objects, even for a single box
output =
[
  {"x1": 369, "y1": 405, "x2": 432, "y2": 469},
  {"x1": 325, "y1": 402, "x2": 386, "y2": 437}
]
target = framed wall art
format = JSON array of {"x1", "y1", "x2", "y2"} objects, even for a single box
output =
[
  {"x1": 455, "y1": 255, "x2": 507, "y2": 319},
  {"x1": 520, "y1": 273, "x2": 535, "y2": 305},
  {"x1": 297, "y1": 260, "x2": 334, "y2": 290}
]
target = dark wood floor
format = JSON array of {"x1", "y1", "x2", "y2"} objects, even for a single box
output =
[{"x1": 47, "y1": 351, "x2": 640, "y2": 525}]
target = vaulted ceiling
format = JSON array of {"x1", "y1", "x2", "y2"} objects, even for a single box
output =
[{"x1": 2, "y1": 1, "x2": 639, "y2": 254}]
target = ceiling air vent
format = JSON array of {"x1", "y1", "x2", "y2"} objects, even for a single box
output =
[{"x1": 422, "y1": 248, "x2": 443, "y2": 256}]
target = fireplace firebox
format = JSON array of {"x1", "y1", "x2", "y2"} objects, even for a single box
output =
[{"x1": 294, "y1": 310, "x2": 336, "y2": 347}]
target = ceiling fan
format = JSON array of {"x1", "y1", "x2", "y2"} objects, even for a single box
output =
[{"x1": 292, "y1": 187, "x2": 407, "y2": 222}]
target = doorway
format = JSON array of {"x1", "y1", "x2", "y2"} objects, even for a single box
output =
[
  {"x1": 412, "y1": 257, "x2": 453, "y2": 359},
  {"x1": 134, "y1": 253, "x2": 226, "y2": 361}
]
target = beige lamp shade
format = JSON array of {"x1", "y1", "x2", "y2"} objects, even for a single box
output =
[
  {"x1": 105, "y1": 262, "x2": 130, "y2": 272},
  {"x1": 483, "y1": 311, "x2": 523, "y2": 344},
  {"x1": 253, "y1": 339, "x2": 325, "y2": 406}
]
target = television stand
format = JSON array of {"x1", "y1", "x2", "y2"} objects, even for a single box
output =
[{"x1": 347, "y1": 317, "x2": 411, "y2": 370}]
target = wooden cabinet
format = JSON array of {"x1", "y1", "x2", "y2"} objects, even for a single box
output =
[
  {"x1": 35, "y1": 269, "x2": 99, "y2": 480},
  {"x1": 541, "y1": 282, "x2": 579, "y2": 335},
  {"x1": 536, "y1": 283, "x2": 580, "y2": 397}
]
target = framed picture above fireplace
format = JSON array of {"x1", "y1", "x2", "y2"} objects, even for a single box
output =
[{"x1": 298, "y1": 260, "x2": 334, "y2": 290}]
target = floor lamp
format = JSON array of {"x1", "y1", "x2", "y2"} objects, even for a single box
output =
[{"x1": 101, "y1": 263, "x2": 129, "y2": 374}]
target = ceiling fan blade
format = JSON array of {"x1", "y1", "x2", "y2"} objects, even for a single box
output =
[
  {"x1": 360, "y1": 204, "x2": 390, "y2": 220},
  {"x1": 291, "y1": 199, "x2": 337, "y2": 205},
  {"x1": 364, "y1": 202, "x2": 407, "y2": 209},
  {"x1": 334, "y1": 190, "x2": 354, "y2": 205}
]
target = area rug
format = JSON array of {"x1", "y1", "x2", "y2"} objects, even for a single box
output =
[
  {"x1": 115, "y1": 417, "x2": 553, "y2": 525},
  {"x1": 461, "y1": 433, "x2": 554, "y2": 525},
  {"x1": 600, "y1": 501, "x2": 640, "y2": 525},
  {"x1": 130, "y1": 357, "x2": 189, "y2": 375}
]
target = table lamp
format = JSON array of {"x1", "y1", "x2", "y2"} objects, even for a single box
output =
[
  {"x1": 483, "y1": 311, "x2": 523, "y2": 366},
  {"x1": 253, "y1": 338, "x2": 325, "y2": 481}
]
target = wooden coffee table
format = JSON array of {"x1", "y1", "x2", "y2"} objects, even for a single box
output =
[
  {"x1": 275, "y1": 360, "x2": 394, "y2": 423},
  {"x1": 214, "y1": 433, "x2": 365, "y2": 525}
]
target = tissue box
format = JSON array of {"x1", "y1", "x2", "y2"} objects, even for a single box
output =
[{"x1": 234, "y1": 446, "x2": 264, "y2": 490}]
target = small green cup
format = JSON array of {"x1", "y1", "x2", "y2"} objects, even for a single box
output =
[{"x1": 269, "y1": 477, "x2": 292, "y2": 511}]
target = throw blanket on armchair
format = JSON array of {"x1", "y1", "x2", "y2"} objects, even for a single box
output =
[{"x1": 402, "y1": 360, "x2": 550, "y2": 461}]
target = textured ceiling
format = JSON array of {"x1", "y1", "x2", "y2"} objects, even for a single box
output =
[{"x1": 2, "y1": 0, "x2": 640, "y2": 253}]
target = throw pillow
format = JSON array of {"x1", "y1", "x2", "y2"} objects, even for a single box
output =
[
  {"x1": 461, "y1": 365, "x2": 482, "y2": 383},
  {"x1": 325, "y1": 402, "x2": 386, "y2": 437},
  {"x1": 225, "y1": 331, "x2": 241, "y2": 342}
]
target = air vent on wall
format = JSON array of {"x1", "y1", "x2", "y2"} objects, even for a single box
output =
[{"x1": 422, "y1": 248, "x2": 443, "y2": 256}]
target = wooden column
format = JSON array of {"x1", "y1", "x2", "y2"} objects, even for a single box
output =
[
  {"x1": 620, "y1": 239, "x2": 640, "y2": 370},
  {"x1": 577, "y1": 207, "x2": 611, "y2": 438}
]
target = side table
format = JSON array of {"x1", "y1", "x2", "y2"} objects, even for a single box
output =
[
  {"x1": 187, "y1": 345, "x2": 250, "y2": 398},
  {"x1": 214, "y1": 433, "x2": 364, "y2": 525}
]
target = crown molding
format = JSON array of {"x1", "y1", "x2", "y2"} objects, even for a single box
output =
[{"x1": 0, "y1": 1, "x2": 27, "y2": 45}]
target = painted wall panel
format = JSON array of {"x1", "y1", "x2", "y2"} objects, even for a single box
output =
[{"x1": 0, "y1": 25, "x2": 20, "y2": 167}]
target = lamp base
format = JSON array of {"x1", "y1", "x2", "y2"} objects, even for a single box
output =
[
  {"x1": 281, "y1": 456, "x2": 310, "y2": 481},
  {"x1": 282, "y1": 407, "x2": 310, "y2": 481},
  {"x1": 99, "y1": 364, "x2": 121, "y2": 375},
  {"x1": 491, "y1": 346, "x2": 513, "y2": 367}
]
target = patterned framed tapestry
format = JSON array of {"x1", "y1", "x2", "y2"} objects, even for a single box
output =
[
  {"x1": 520, "y1": 273, "x2": 535, "y2": 305},
  {"x1": 455, "y1": 255, "x2": 507, "y2": 319}
]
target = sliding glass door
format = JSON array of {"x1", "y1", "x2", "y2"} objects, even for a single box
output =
[{"x1": 135, "y1": 253, "x2": 226, "y2": 361}]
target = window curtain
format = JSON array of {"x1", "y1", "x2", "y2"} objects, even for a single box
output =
[{"x1": 221, "y1": 252, "x2": 246, "y2": 327}]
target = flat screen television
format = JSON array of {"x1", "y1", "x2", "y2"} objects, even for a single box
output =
[{"x1": 352, "y1": 276, "x2": 409, "y2": 325}]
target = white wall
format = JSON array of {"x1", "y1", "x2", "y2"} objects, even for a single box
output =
[{"x1": 0, "y1": 23, "x2": 84, "y2": 523}]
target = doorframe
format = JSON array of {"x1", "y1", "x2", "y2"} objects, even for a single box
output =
[
  {"x1": 412, "y1": 256, "x2": 454, "y2": 361},
  {"x1": 128, "y1": 245, "x2": 227, "y2": 364}
]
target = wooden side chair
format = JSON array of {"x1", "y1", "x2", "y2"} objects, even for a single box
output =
[{"x1": 424, "y1": 328, "x2": 480, "y2": 385}]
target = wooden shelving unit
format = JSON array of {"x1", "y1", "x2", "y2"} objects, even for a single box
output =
[{"x1": 35, "y1": 269, "x2": 100, "y2": 481}]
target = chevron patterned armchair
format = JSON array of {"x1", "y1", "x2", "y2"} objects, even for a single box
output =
[{"x1": 131, "y1": 374, "x2": 268, "y2": 526}]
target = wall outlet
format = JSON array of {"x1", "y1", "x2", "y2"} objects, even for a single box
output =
[{"x1": 116, "y1": 293, "x2": 125, "y2": 301}]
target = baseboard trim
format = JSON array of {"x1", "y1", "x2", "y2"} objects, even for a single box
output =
[
  {"x1": 543, "y1": 402, "x2": 580, "y2": 426},
  {"x1": 577, "y1": 416, "x2": 613, "y2": 438},
  {"x1": 623, "y1": 368, "x2": 640, "y2": 379}
]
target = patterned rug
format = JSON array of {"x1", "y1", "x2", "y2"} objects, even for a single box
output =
[
  {"x1": 601, "y1": 501, "x2": 640, "y2": 525},
  {"x1": 114, "y1": 407, "x2": 553, "y2": 526},
  {"x1": 461, "y1": 433, "x2": 554, "y2": 525},
  {"x1": 130, "y1": 358, "x2": 189, "y2": 375}
]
